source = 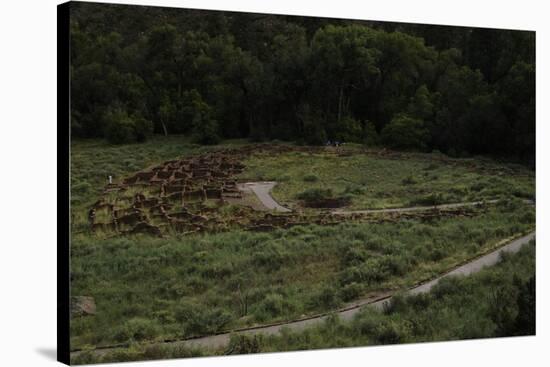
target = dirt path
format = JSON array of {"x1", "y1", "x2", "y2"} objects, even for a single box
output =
[
  {"x1": 239, "y1": 181, "x2": 532, "y2": 215},
  {"x1": 238, "y1": 182, "x2": 291, "y2": 212},
  {"x1": 71, "y1": 231, "x2": 535, "y2": 357},
  {"x1": 332, "y1": 199, "x2": 501, "y2": 215}
]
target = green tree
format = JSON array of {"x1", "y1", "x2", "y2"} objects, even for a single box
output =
[
  {"x1": 310, "y1": 25, "x2": 380, "y2": 127},
  {"x1": 381, "y1": 113, "x2": 429, "y2": 150},
  {"x1": 103, "y1": 107, "x2": 136, "y2": 144},
  {"x1": 190, "y1": 92, "x2": 220, "y2": 145},
  {"x1": 407, "y1": 85, "x2": 434, "y2": 121},
  {"x1": 103, "y1": 107, "x2": 153, "y2": 144},
  {"x1": 68, "y1": 3, "x2": 534, "y2": 163},
  {"x1": 133, "y1": 114, "x2": 154, "y2": 142},
  {"x1": 514, "y1": 275, "x2": 535, "y2": 335},
  {"x1": 334, "y1": 116, "x2": 363, "y2": 143},
  {"x1": 364, "y1": 120, "x2": 380, "y2": 146},
  {"x1": 298, "y1": 104, "x2": 327, "y2": 145},
  {"x1": 497, "y1": 61, "x2": 535, "y2": 164}
]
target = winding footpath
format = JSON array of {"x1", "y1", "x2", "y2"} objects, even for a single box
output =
[
  {"x1": 332, "y1": 199, "x2": 501, "y2": 215},
  {"x1": 237, "y1": 181, "x2": 532, "y2": 215},
  {"x1": 71, "y1": 230, "x2": 535, "y2": 358}
]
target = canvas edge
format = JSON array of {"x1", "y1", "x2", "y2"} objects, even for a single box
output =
[{"x1": 58, "y1": 1, "x2": 71, "y2": 365}]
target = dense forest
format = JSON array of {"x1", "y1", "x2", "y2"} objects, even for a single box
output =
[{"x1": 69, "y1": 2, "x2": 535, "y2": 164}]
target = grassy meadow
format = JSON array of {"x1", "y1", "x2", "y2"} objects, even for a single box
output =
[
  {"x1": 66, "y1": 6, "x2": 535, "y2": 364},
  {"x1": 239, "y1": 147, "x2": 535, "y2": 210},
  {"x1": 72, "y1": 239, "x2": 536, "y2": 364},
  {"x1": 70, "y1": 137, "x2": 535, "y2": 359}
]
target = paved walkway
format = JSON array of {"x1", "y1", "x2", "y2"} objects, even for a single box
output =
[{"x1": 238, "y1": 182, "x2": 291, "y2": 212}]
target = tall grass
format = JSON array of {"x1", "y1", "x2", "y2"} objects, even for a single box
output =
[
  {"x1": 240, "y1": 150, "x2": 535, "y2": 209},
  {"x1": 70, "y1": 202, "x2": 535, "y2": 350},
  {"x1": 75, "y1": 241, "x2": 534, "y2": 363},
  {"x1": 256, "y1": 240, "x2": 536, "y2": 352},
  {"x1": 70, "y1": 138, "x2": 535, "y2": 357}
]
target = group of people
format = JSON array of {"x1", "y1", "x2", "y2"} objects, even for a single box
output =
[{"x1": 325, "y1": 140, "x2": 344, "y2": 147}]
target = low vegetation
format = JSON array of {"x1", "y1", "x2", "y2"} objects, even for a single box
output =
[
  {"x1": 69, "y1": 137, "x2": 535, "y2": 364},
  {"x1": 256, "y1": 240, "x2": 536, "y2": 352},
  {"x1": 70, "y1": 138, "x2": 535, "y2": 352},
  {"x1": 240, "y1": 147, "x2": 535, "y2": 210},
  {"x1": 72, "y1": 240, "x2": 535, "y2": 364},
  {"x1": 70, "y1": 198, "x2": 534, "y2": 350}
]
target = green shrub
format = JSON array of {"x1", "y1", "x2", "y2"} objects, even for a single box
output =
[
  {"x1": 363, "y1": 120, "x2": 380, "y2": 146},
  {"x1": 428, "y1": 244, "x2": 448, "y2": 261},
  {"x1": 99, "y1": 349, "x2": 138, "y2": 363},
  {"x1": 251, "y1": 247, "x2": 288, "y2": 272},
  {"x1": 115, "y1": 317, "x2": 160, "y2": 342},
  {"x1": 355, "y1": 311, "x2": 383, "y2": 336},
  {"x1": 226, "y1": 334, "x2": 262, "y2": 354},
  {"x1": 382, "y1": 294, "x2": 407, "y2": 315},
  {"x1": 339, "y1": 266, "x2": 365, "y2": 286},
  {"x1": 200, "y1": 261, "x2": 234, "y2": 279},
  {"x1": 303, "y1": 174, "x2": 320, "y2": 182},
  {"x1": 133, "y1": 113, "x2": 154, "y2": 142},
  {"x1": 340, "y1": 282, "x2": 364, "y2": 302},
  {"x1": 374, "y1": 319, "x2": 411, "y2": 344},
  {"x1": 191, "y1": 111, "x2": 220, "y2": 145},
  {"x1": 304, "y1": 123, "x2": 327, "y2": 145},
  {"x1": 343, "y1": 246, "x2": 368, "y2": 267},
  {"x1": 310, "y1": 285, "x2": 341, "y2": 310},
  {"x1": 343, "y1": 184, "x2": 366, "y2": 195},
  {"x1": 301, "y1": 105, "x2": 327, "y2": 145},
  {"x1": 514, "y1": 275, "x2": 536, "y2": 335},
  {"x1": 489, "y1": 282, "x2": 520, "y2": 336},
  {"x1": 175, "y1": 299, "x2": 233, "y2": 336},
  {"x1": 519, "y1": 210, "x2": 535, "y2": 224},
  {"x1": 190, "y1": 94, "x2": 220, "y2": 145},
  {"x1": 296, "y1": 188, "x2": 333, "y2": 202},
  {"x1": 470, "y1": 181, "x2": 487, "y2": 192},
  {"x1": 511, "y1": 187, "x2": 534, "y2": 199},
  {"x1": 382, "y1": 255, "x2": 411, "y2": 276},
  {"x1": 401, "y1": 175, "x2": 417, "y2": 185},
  {"x1": 423, "y1": 163, "x2": 439, "y2": 171},
  {"x1": 254, "y1": 293, "x2": 287, "y2": 320},
  {"x1": 334, "y1": 116, "x2": 363, "y2": 143},
  {"x1": 104, "y1": 108, "x2": 136, "y2": 144},
  {"x1": 409, "y1": 193, "x2": 445, "y2": 206},
  {"x1": 71, "y1": 351, "x2": 95, "y2": 365},
  {"x1": 361, "y1": 259, "x2": 390, "y2": 284},
  {"x1": 381, "y1": 113, "x2": 429, "y2": 150},
  {"x1": 72, "y1": 182, "x2": 92, "y2": 195},
  {"x1": 103, "y1": 107, "x2": 153, "y2": 144},
  {"x1": 432, "y1": 277, "x2": 462, "y2": 299}
]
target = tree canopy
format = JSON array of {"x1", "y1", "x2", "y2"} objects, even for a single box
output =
[{"x1": 69, "y1": 3, "x2": 535, "y2": 165}]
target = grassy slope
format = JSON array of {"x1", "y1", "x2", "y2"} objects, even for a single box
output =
[
  {"x1": 239, "y1": 146, "x2": 535, "y2": 210},
  {"x1": 256, "y1": 239, "x2": 536, "y2": 352},
  {"x1": 70, "y1": 202, "x2": 534, "y2": 350},
  {"x1": 70, "y1": 137, "x2": 535, "y2": 351},
  {"x1": 72, "y1": 240, "x2": 536, "y2": 364}
]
